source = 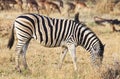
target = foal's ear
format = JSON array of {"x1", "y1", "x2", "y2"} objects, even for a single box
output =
[{"x1": 74, "y1": 12, "x2": 80, "y2": 23}]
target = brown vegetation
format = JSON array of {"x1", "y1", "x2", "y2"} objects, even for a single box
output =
[
  {"x1": 26, "y1": 0, "x2": 39, "y2": 13},
  {"x1": 44, "y1": 1, "x2": 61, "y2": 14},
  {"x1": 95, "y1": 0, "x2": 120, "y2": 14},
  {"x1": 0, "y1": 0, "x2": 23, "y2": 11},
  {"x1": 0, "y1": 0, "x2": 120, "y2": 79}
]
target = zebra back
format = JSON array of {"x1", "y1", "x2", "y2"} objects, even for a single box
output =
[{"x1": 14, "y1": 13, "x2": 104, "y2": 51}]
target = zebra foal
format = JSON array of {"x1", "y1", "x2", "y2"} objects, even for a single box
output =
[{"x1": 7, "y1": 13, "x2": 104, "y2": 72}]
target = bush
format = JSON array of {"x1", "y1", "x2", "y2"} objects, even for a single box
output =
[{"x1": 101, "y1": 57, "x2": 120, "y2": 79}]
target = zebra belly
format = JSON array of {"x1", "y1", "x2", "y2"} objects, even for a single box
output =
[{"x1": 36, "y1": 37, "x2": 62, "y2": 47}]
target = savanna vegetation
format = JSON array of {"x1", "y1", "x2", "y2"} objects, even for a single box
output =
[{"x1": 0, "y1": 0, "x2": 120, "y2": 79}]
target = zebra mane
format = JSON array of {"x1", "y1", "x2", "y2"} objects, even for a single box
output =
[
  {"x1": 74, "y1": 12, "x2": 79, "y2": 23},
  {"x1": 74, "y1": 12, "x2": 85, "y2": 25},
  {"x1": 99, "y1": 41, "x2": 104, "y2": 56}
]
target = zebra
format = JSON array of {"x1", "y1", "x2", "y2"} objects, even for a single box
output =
[{"x1": 7, "y1": 13, "x2": 104, "y2": 72}]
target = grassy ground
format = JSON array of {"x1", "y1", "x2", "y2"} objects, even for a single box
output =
[{"x1": 0, "y1": 9, "x2": 120, "y2": 79}]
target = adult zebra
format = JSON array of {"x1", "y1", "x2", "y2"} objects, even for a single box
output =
[{"x1": 7, "y1": 13, "x2": 104, "y2": 72}]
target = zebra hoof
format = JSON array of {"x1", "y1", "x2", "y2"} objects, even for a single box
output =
[
  {"x1": 15, "y1": 67, "x2": 22, "y2": 73},
  {"x1": 58, "y1": 64, "x2": 62, "y2": 70},
  {"x1": 24, "y1": 67, "x2": 31, "y2": 73}
]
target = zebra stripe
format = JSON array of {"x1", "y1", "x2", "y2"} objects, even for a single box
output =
[{"x1": 7, "y1": 13, "x2": 104, "y2": 71}]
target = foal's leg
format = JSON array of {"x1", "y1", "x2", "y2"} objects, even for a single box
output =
[
  {"x1": 15, "y1": 40, "x2": 23, "y2": 72},
  {"x1": 59, "y1": 47, "x2": 68, "y2": 69},
  {"x1": 15, "y1": 39, "x2": 31, "y2": 72},
  {"x1": 21, "y1": 39, "x2": 31, "y2": 69},
  {"x1": 68, "y1": 44, "x2": 77, "y2": 71}
]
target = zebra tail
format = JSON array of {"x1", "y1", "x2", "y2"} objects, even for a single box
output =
[{"x1": 7, "y1": 24, "x2": 15, "y2": 49}]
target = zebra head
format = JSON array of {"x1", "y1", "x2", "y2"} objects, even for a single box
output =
[{"x1": 90, "y1": 41, "x2": 105, "y2": 68}]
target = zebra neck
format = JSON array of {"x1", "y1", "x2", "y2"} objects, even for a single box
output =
[{"x1": 79, "y1": 37, "x2": 101, "y2": 53}]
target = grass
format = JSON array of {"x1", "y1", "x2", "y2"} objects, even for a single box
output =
[{"x1": 0, "y1": 8, "x2": 120, "y2": 79}]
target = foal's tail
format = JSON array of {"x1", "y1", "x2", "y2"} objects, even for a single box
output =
[{"x1": 7, "y1": 24, "x2": 15, "y2": 49}]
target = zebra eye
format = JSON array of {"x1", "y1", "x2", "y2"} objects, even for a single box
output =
[
  {"x1": 91, "y1": 47, "x2": 97, "y2": 53},
  {"x1": 93, "y1": 48, "x2": 97, "y2": 51},
  {"x1": 92, "y1": 46, "x2": 97, "y2": 51}
]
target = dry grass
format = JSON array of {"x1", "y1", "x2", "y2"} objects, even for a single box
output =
[
  {"x1": 0, "y1": 4, "x2": 120, "y2": 79},
  {"x1": 95, "y1": 0, "x2": 114, "y2": 14}
]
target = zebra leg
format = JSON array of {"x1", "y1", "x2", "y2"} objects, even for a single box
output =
[
  {"x1": 68, "y1": 44, "x2": 77, "y2": 71},
  {"x1": 59, "y1": 47, "x2": 68, "y2": 69},
  {"x1": 21, "y1": 39, "x2": 31, "y2": 70},
  {"x1": 15, "y1": 49, "x2": 21, "y2": 72},
  {"x1": 15, "y1": 39, "x2": 31, "y2": 72}
]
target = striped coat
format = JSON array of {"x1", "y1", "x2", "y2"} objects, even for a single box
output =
[{"x1": 8, "y1": 13, "x2": 104, "y2": 72}]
